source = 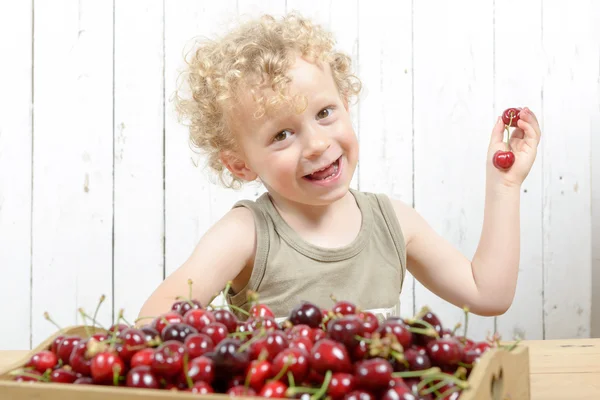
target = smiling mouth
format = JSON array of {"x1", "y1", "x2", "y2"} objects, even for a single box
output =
[{"x1": 304, "y1": 157, "x2": 341, "y2": 181}]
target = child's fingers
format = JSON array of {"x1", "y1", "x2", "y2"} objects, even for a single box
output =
[
  {"x1": 516, "y1": 119, "x2": 541, "y2": 149},
  {"x1": 520, "y1": 107, "x2": 541, "y2": 139}
]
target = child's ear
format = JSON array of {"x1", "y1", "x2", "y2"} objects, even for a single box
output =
[
  {"x1": 343, "y1": 96, "x2": 349, "y2": 112},
  {"x1": 220, "y1": 150, "x2": 258, "y2": 182}
]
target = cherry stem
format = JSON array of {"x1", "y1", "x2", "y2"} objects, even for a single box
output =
[
  {"x1": 224, "y1": 304, "x2": 250, "y2": 317},
  {"x1": 238, "y1": 329, "x2": 267, "y2": 353},
  {"x1": 9, "y1": 370, "x2": 46, "y2": 381},
  {"x1": 246, "y1": 290, "x2": 259, "y2": 306},
  {"x1": 310, "y1": 370, "x2": 332, "y2": 400},
  {"x1": 270, "y1": 357, "x2": 293, "y2": 383},
  {"x1": 77, "y1": 308, "x2": 93, "y2": 338},
  {"x1": 183, "y1": 353, "x2": 193, "y2": 389},
  {"x1": 462, "y1": 306, "x2": 470, "y2": 341},
  {"x1": 354, "y1": 334, "x2": 372, "y2": 344},
  {"x1": 287, "y1": 371, "x2": 296, "y2": 388},
  {"x1": 408, "y1": 327, "x2": 439, "y2": 338},
  {"x1": 187, "y1": 279, "x2": 193, "y2": 301},
  {"x1": 228, "y1": 330, "x2": 254, "y2": 339},
  {"x1": 92, "y1": 295, "x2": 106, "y2": 334},
  {"x1": 79, "y1": 309, "x2": 107, "y2": 330},
  {"x1": 121, "y1": 315, "x2": 133, "y2": 327},
  {"x1": 392, "y1": 367, "x2": 441, "y2": 379},
  {"x1": 451, "y1": 323, "x2": 462, "y2": 336},
  {"x1": 43, "y1": 312, "x2": 63, "y2": 332},
  {"x1": 112, "y1": 364, "x2": 121, "y2": 386},
  {"x1": 437, "y1": 385, "x2": 462, "y2": 399},
  {"x1": 134, "y1": 316, "x2": 156, "y2": 324},
  {"x1": 329, "y1": 294, "x2": 338, "y2": 304},
  {"x1": 418, "y1": 377, "x2": 447, "y2": 395},
  {"x1": 412, "y1": 305, "x2": 430, "y2": 322}
]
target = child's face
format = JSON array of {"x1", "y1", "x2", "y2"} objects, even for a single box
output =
[{"x1": 227, "y1": 56, "x2": 359, "y2": 207}]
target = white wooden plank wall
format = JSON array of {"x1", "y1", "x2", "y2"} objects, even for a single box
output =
[{"x1": 0, "y1": 0, "x2": 598, "y2": 351}]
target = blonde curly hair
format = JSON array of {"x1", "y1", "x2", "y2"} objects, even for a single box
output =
[{"x1": 174, "y1": 12, "x2": 362, "y2": 189}]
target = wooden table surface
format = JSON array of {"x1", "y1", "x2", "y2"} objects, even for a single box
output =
[{"x1": 0, "y1": 338, "x2": 599, "y2": 399}]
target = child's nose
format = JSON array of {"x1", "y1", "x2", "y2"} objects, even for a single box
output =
[{"x1": 302, "y1": 127, "x2": 330, "y2": 159}]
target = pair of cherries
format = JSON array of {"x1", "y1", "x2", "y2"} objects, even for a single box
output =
[{"x1": 492, "y1": 107, "x2": 522, "y2": 170}]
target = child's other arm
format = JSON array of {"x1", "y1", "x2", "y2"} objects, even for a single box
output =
[
  {"x1": 137, "y1": 207, "x2": 256, "y2": 320},
  {"x1": 393, "y1": 108, "x2": 541, "y2": 316}
]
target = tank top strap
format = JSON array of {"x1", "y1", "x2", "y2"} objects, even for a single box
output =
[
  {"x1": 369, "y1": 192, "x2": 408, "y2": 286},
  {"x1": 227, "y1": 194, "x2": 272, "y2": 306}
]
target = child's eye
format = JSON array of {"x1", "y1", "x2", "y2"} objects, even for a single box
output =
[
  {"x1": 273, "y1": 130, "x2": 292, "y2": 142},
  {"x1": 316, "y1": 107, "x2": 334, "y2": 120}
]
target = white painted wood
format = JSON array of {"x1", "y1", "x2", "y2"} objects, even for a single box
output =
[
  {"x1": 113, "y1": 0, "x2": 165, "y2": 325},
  {"x1": 541, "y1": 0, "x2": 597, "y2": 339},
  {"x1": 285, "y1": 0, "x2": 360, "y2": 191},
  {"x1": 0, "y1": 1, "x2": 32, "y2": 350},
  {"x1": 412, "y1": 0, "x2": 496, "y2": 340},
  {"x1": 164, "y1": 0, "x2": 238, "y2": 300},
  {"x1": 493, "y1": 0, "x2": 544, "y2": 341},
  {"x1": 0, "y1": 1, "x2": 598, "y2": 344},
  {"x1": 31, "y1": 1, "x2": 114, "y2": 347},
  {"x1": 356, "y1": 1, "x2": 415, "y2": 318}
]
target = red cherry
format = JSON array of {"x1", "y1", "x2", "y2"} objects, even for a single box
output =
[
  {"x1": 228, "y1": 385, "x2": 258, "y2": 396},
  {"x1": 130, "y1": 348, "x2": 155, "y2": 368},
  {"x1": 212, "y1": 309, "x2": 238, "y2": 333},
  {"x1": 345, "y1": 390, "x2": 376, "y2": 400},
  {"x1": 91, "y1": 351, "x2": 125, "y2": 384},
  {"x1": 50, "y1": 367, "x2": 78, "y2": 384},
  {"x1": 259, "y1": 380, "x2": 288, "y2": 398},
  {"x1": 151, "y1": 340, "x2": 187, "y2": 378},
  {"x1": 171, "y1": 299, "x2": 202, "y2": 316},
  {"x1": 327, "y1": 315, "x2": 364, "y2": 349},
  {"x1": 56, "y1": 335, "x2": 81, "y2": 364},
  {"x1": 69, "y1": 339, "x2": 94, "y2": 376},
  {"x1": 289, "y1": 301, "x2": 323, "y2": 328},
  {"x1": 309, "y1": 338, "x2": 352, "y2": 374},
  {"x1": 502, "y1": 107, "x2": 522, "y2": 127},
  {"x1": 358, "y1": 311, "x2": 379, "y2": 334},
  {"x1": 210, "y1": 338, "x2": 250, "y2": 380},
  {"x1": 381, "y1": 386, "x2": 415, "y2": 400},
  {"x1": 250, "y1": 331, "x2": 289, "y2": 361},
  {"x1": 26, "y1": 350, "x2": 58, "y2": 373},
  {"x1": 332, "y1": 300, "x2": 357, "y2": 315},
  {"x1": 289, "y1": 336, "x2": 313, "y2": 353},
  {"x1": 354, "y1": 358, "x2": 393, "y2": 392},
  {"x1": 188, "y1": 381, "x2": 214, "y2": 394},
  {"x1": 152, "y1": 311, "x2": 183, "y2": 334},
  {"x1": 377, "y1": 319, "x2": 413, "y2": 349},
  {"x1": 272, "y1": 347, "x2": 309, "y2": 384},
  {"x1": 179, "y1": 355, "x2": 214, "y2": 386},
  {"x1": 403, "y1": 348, "x2": 432, "y2": 371},
  {"x1": 50, "y1": 335, "x2": 65, "y2": 354},
  {"x1": 116, "y1": 328, "x2": 148, "y2": 362},
  {"x1": 201, "y1": 322, "x2": 229, "y2": 346},
  {"x1": 245, "y1": 359, "x2": 273, "y2": 391},
  {"x1": 184, "y1": 332, "x2": 215, "y2": 359},
  {"x1": 183, "y1": 308, "x2": 216, "y2": 332},
  {"x1": 161, "y1": 322, "x2": 198, "y2": 343},
  {"x1": 327, "y1": 372, "x2": 355, "y2": 399},
  {"x1": 126, "y1": 365, "x2": 160, "y2": 389},
  {"x1": 250, "y1": 303, "x2": 275, "y2": 319},
  {"x1": 426, "y1": 338, "x2": 463, "y2": 366},
  {"x1": 493, "y1": 150, "x2": 515, "y2": 170},
  {"x1": 14, "y1": 370, "x2": 43, "y2": 382},
  {"x1": 290, "y1": 324, "x2": 315, "y2": 342}
]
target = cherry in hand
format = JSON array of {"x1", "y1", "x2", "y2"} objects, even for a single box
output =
[{"x1": 493, "y1": 107, "x2": 522, "y2": 171}]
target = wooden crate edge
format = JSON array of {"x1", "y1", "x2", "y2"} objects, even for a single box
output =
[{"x1": 459, "y1": 345, "x2": 530, "y2": 400}]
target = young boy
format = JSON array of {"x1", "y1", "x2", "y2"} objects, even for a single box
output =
[{"x1": 139, "y1": 12, "x2": 541, "y2": 322}]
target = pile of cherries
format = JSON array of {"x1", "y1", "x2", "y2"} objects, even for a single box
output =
[{"x1": 10, "y1": 286, "x2": 513, "y2": 400}]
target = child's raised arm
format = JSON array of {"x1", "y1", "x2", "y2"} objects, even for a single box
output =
[
  {"x1": 392, "y1": 108, "x2": 541, "y2": 316},
  {"x1": 137, "y1": 207, "x2": 256, "y2": 320}
]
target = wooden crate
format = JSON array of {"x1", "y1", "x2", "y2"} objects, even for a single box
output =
[{"x1": 0, "y1": 325, "x2": 531, "y2": 399}]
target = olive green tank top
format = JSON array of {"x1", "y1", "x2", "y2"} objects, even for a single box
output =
[{"x1": 225, "y1": 189, "x2": 407, "y2": 322}]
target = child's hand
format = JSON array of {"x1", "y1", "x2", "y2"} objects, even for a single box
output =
[{"x1": 488, "y1": 107, "x2": 541, "y2": 188}]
